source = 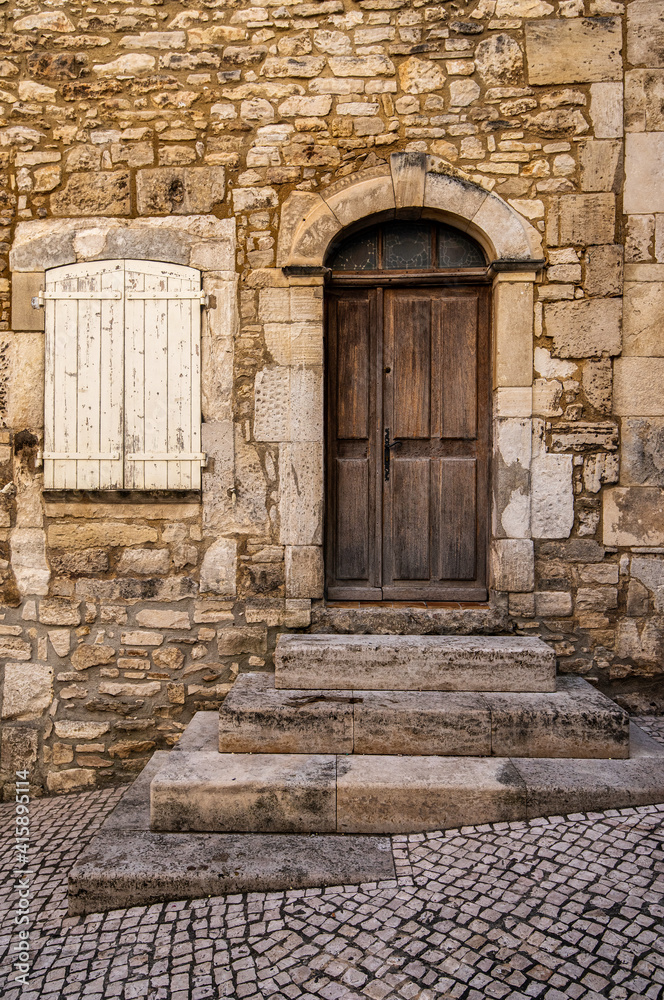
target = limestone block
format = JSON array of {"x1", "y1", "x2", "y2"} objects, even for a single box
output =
[
  {"x1": 398, "y1": 58, "x2": 444, "y2": 95},
  {"x1": 475, "y1": 197, "x2": 540, "y2": 260},
  {"x1": 277, "y1": 191, "x2": 340, "y2": 268},
  {"x1": 614, "y1": 359, "x2": 664, "y2": 416},
  {"x1": 46, "y1": 769, "x2": 96, "y2": 794},
  {"x1": 623, "y1": 283, "x2": 664, "y2": 357},
  {"x1": 70, "y1": 644, "x2": 115, "y2": 671},
  {"x1": 2, "y1": 663, "x2": 52, "y2": 720},
  {"x1": 546, "y1": 194, "x2": 615, "y2": 246},
  {"x1": 217, "y1": 626, "x2": 267, "y2": 656},
  {"x1": 51, "y1": 171, "x2": 131, "y2": 217},
  {"x1": 202, "y1": 275, "x2": 237, "y2": 424},
  {"x1": 117, "y1": 549, "x2": 171, "y2": 576},
  {"x1": 525, "y1": 18, "x2": 622, "y2": 85},
  {"x1": 493, "y1": 280, "x2": 533, "y2": 386},
  {"x1": 604, "y1": 487, "x2": 664, "y2": 546},
  {"x1": 99, "y1": 681, "x2": 161, "y2": 697},
  {"x1": 620, "y1": 418, "x2": 664, "y2": 486},
  {"x1": 323, "y1": 168, "x2": 394, "y2": 229},
  {"x1": 495, "y1": 418, "x2": 532, "y2": 470},
  {"x1": 48, "y1": 630, "x2": 70, "y2": 657},
  {"x1": 625, "y1": 71, "x2": 664, "y2": 133},
  {"x1": 625, "y1": 135, "x2": 664, "y2": 215},
  {"x1": 136, "y1": 167, "x2": 225, "y2": 215},
  {"x1": 328, "y1": 56, "x2": 395, "y2": 77},
  {"x1": 590, "y1": 82, "x2": 623, "y2": 139},
  {"x1": 12, "y1": 272, "x2": 44, "y2": 332},
  {"x1": 285, "y1": 546, "x2": 323, "y2": 599},
  {"x1": 491, "y1": 539, "x2": 535, "y2": 593},
  {"x1": 9, "y1": 331, "x2": 45, "y2": 430},
  {"x1": 279, "y1": 442, "x2": 323, "y2": 546},
  {"x1": 579, "y1": 140, "x2": 622, "y2": 194},
  {"x1": 615, "y1": 619, "x2": 664, "y2": 668},
  {"x1": 585, "y1": 245, "x2": 623, "y2": 297},
  {"x1": 262, "y1": 56, "x2": 325, "y2": 78},
  {"x1": 582, "y1": 359, "x2": 612, "y2": 416},
  {"x1": 135, "y1": 610, "x2": 191, "y2": 631},
  {"x1": 290, "y1": 368, "x2": 323, "y2": 443},
  {"x1": 391, "y1": 152, "x2": 425, "y2": 213},
  {"x1": 533, "y1": 379, "x2": 563, "y2": 418},
  {"x1": 10, "y1": 528, "x2": 50, "y2": 596},
  {"x1": 39, "y1": 599, "x2": 80, "y2": 626},
  {"x1": 627, "y1": 1, "x2": 664, "y2": 68},
  {"x1": 494, "y1": 388, "x2": 533, "y2": 418},
  {"x1": 631, "y1": 556, "x2": 664, "y2": 595},
  {"x1": 535, "y1": 591, "x2": 572, "y2": 617},
  {"x1": 475, "y1": 34, "x2": 524, "y2": 86},
  {"x1": 531, "y1": 454, "x2": 574, "y2": 540},
  {"x1": 1, "y1": 726, "x2": 38, "y2": 772},
  {"x1": 93, "y1": 54, "x2": 155, "y2": 77},
  {"x1": 254, "y1": 367, "x2": 289, "y2": 442},
  {"x1": 450, "y1": 79, "x2": 481, "y2": 107},
  {"x1": 153, "y1": 647, "x2": 185, "y2": 670},
  {"x1": 120, "y1": 631, "x2": 163, "y2": 647},
  {"x1": 48, "y1": 523, "x2": 158, "y2": 549},
  {"x1": 583, "y1": 453, "x2": 619, "y2": 493},
  {"x1": 424, "y1": 169, "x2": 488, "y2": 224},
  {"x1": 200, "y1": 538, "x2": 237, "y2": 597},
  {"x1": 496, "y1": 0, "x2": 553, "y2": 13},
  {"x1": 546, "y1": 299, "x2": 621, "y2": 359},
  {"x1": 0, "y1": 636, "x2": 30, "y2": 660},
  {"x1": 498, "y1": 487, "x2": 531, "y2": 540},
  {"x1": 548, "y1": 421, "x2": 618, "y2": 453}
]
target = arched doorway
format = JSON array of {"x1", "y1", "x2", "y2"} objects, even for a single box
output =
[{"x1": 325, "y1": 219, "x2": 491, "y2": 602}]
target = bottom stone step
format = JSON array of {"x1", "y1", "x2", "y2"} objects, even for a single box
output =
[{"x1": 150, "y1": 720, "x2": 664, "y2": 836}]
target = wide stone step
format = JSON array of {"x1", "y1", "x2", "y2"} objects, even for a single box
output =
[
  {"x1": 150, "y1": 723, "x2": 664, "y2": 836},
  {"x1": 275, "y1": 634, "x2": 556, "y2": 692},
  {"x1": 219, "y1": 673, "x2": 629, "y2": 759}
]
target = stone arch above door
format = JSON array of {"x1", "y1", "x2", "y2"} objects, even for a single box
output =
[{"x1": 277, "y1": 152, "x2": 544, "y2": 269}]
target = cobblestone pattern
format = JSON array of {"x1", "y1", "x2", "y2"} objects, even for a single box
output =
[{"x1": 0, "y1": 720, "x2": 663, "y2": 1000}]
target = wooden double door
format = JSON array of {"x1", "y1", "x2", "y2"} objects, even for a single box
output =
[{"x1": 325, "y1": 282, "x2": 491, "y2": 601}]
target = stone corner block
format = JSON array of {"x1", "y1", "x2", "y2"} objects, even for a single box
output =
[
  {"x1": 491, "y1": 539, "x2": 535, "y2": 593},
  {"x1": 199, "y1": 537, "x2": 237, "y2": 597},
  {"x1": 285, "y1": 546, "x2": 324, "y2": 599}
]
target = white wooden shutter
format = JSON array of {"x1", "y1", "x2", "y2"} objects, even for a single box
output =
[
  {"x1": 123, "y1": 260, "x2": 203, "y2": 490},
  {"x1": 43, "y1": 260, "x2": 124, "y2": 490}
]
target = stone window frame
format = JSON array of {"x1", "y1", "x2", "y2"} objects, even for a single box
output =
[
  {"x1": 9, "y1": 214, "x2": 238, "y2": 493},
  {"x1": 275, "y1": 152, "x2": 545, "y2": 602}
]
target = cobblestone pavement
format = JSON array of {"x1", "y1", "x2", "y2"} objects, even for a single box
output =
[{"x1": 1, "y1": 721, "x2": 663, "y2": 1000}]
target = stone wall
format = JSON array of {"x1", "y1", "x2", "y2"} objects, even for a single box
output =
[{"x1": 1, "y1": 0, "x2": 664, "y2": 797}]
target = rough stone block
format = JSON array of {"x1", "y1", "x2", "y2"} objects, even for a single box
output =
[
  {"x1": 620, "y1": 418, "x2": 664, "y2": 486},
  {"x1": 48, "y1": 523, "x2": 158, "y2": 549},
  {"x1": 279, "y1": 442, "x2": 323, "y2": 546},
  {"x1": 136, "y1": 167, "x2": 225, "y2": 216},
  {"x1": 46, "y1": 768, "x2": 96, "y2": 794},
  {"x1": 10, "y1": 527, "x2": 50, "y2": 596},
  {"x1": 579, "y1": 140, "x2": 622, "y2": 194},
  {"x1": 492, "y1": 538, "x2": 535, "y2": 593},
  {"x1": 117, "y1": 549, "x2": 171, "y2": 576},
  {"x1": 38, "y1": 599, "x2": 81, "y2": 626},
  {"x1": 336, "y1": 756, "x2": 526, "y2": 834},
  {"x1": 1, "y1": 725, "x2": 38, "y2": 772},
  {"x1": 531, "y1": 454, "x2": 574, "y2": 539},
  {"x1": 475, "y1": 34, "x2": 524, "y2": 86},
  {"x1": 526, "y1": 18, "x2": 622, "y2": 85},
  {"x1": 200, "y1": 538, "x2": 237, "y2": 597},
  {"x1": 285, "y1": 545, "x2": 323, "y2": 599},
  {"x1": 12, "y1": 272, "x2": 44, "y2": 332},
  {"x1": 135, "y1": 610, "x2": 191, "y2": 630},
  {"x1": 493, "y1": 280, "x2": 533, "y2": 388},
  {"x1": 354, "y1": 692, "x2": 491, "y2": 756},
  {"x1": 51, "y1": 171, "x2": 131, "y2": 217},
  {"x1": 623, "y1": 282, "x2": 664, "y2": 357},
  {"x1": 614, "y1": 359, "x2": 664, "y2": 416},
  {"x1": 2, "y1": 663, "x2": 53, "y2": 720},
  {"x1": 275, "y1": 634, "x2": 555, "y2": 693},
  {"x1": 546, "y1": 299, "x2": 622, "y2": 358},
  {"x1": 603, "y1": 487, "x2": 664, "y2": 546},
  {"x1": 625, "y1": 134, "x2": 664, "y2": 215},
  {"x1": 627, "y1": 1, "x2": 664, "y2": 68},
  {"x1": 585, "y1": 245, "x2": 623, "y2": 297},
  {"x1": 217, "y1": 626, "x2": 266, "y2": 657},
  {"x1": 534, "y1": 591, "x2": 572, "y2": 617},
  {"x1": 150, "y1": 751, "x2": 337, "y2": 833},
  {"x1": 218, "y1": 673, "x2": 354, "y2": 754},
  {"x1": 590, "y1": 82, "x2": 623, "y2": 139},
  {"x1": 546, "y1": 194, "x2": 615, "y2": 247}
]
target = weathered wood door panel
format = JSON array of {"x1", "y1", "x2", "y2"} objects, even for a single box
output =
[{"x1": 326, "y1": 283, "x2": 490, "y2": 602}]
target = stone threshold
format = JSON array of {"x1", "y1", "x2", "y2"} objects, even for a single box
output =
[
  {"x1": 310, "y1": 603, "x2": 510, "y2": 635},
  {"x1": 69, "y1": 714, "x2": 664, "y2": 914}
]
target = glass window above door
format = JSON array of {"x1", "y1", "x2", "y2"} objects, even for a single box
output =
[{"x1": 327, "y1": 220, "x2": 486, "y2": 271}]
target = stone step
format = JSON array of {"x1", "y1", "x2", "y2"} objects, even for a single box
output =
[
  {"x1": 149, "y1": 721, "x2": 664, "y2": 836},
  {"x1": 219, "y1": 673, "x2": 629, "y2": 759},
  {"x1": 275, "y1": 634, "x2": 556, "y2": 693}
]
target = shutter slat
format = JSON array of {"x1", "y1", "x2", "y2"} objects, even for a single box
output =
[
  {"x1": 124, "y1": 266, "x2": 145, "y2": 490},
  {"x1": 99, "y1": 267, "x2": 125, "y2": 489}
]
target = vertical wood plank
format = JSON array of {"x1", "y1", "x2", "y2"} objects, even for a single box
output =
[
  {"x1": 124, "y1": 264, "x2": 145, "y2": 489},
  {"x1": 438, "y1": 458, "x2": 477, "y2": 580},
  {"x1": 442, "y1": 295, "x2": 478, "y2": 439},
  {"x1": 391, "y1": 458, "x2": 430, "y2": 581},
  {"x1": 336, "y1": 458, "x2": 370, "y2": 580},
  {"x1": 336, "y1": 296, "x2": 370, "y2": 439},
  {"x1": 99, "y1": 264, "x2": 124, "y2": 489},
  {"x1": 392, "y1": 296, "x2": 431, "y2": 440}
]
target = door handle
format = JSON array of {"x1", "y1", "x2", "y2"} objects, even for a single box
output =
[{"x1": 384, "y1": 430, "x2": 402, "y2": 481}]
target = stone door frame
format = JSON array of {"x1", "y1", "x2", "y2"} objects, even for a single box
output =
[{"x1": 276, "y1": 152, "x2": 545, "y2": 603}]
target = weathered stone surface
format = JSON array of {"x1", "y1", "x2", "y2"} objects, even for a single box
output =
[
  {"x1": 398, "y1": 58, "x2": 444, "y2": 95},
  {"x1": 337, "y1": 756, "x2": 525, "y2": 835},
  {"x1": 136, "y1": 167, "x2": 225, "y2": 215},
  {"x1": 48, "y1": 630, "x2": 71, "y2": 657},
  {"x1": 1, "y1": 726, "x2": 38, "y2": 772},
  {"x1": 135, "y1": 610, "x2": 191, "y2": 630},
  {"x1": 548, "y1": 421, "x2": 618, "y2": 453},
  {"x1": 151, "y1": 751, "x2": 337, "y2": 833},
  {"x1": 614, "y1": 359, "x2": 664, "y2": 416},
  {"x1": 51, "y1": 171, "x2": 131, "y2": 217},
  {"x1": 590, "y1": 81, "x2": 623, "y2": 139},
  {"x1": 475, "y1": 34, "x2": 523, "y2": 86},
  {"x1": 152, "y1": 647, "x2": 185, "y2": 671},
  {"x1": 494, "y1": 281, "x2": 533, "y2": 387},
  {"x1": 219, "y1": 673, "x2": 354, "y2": 754},
  {"x1": 2, "y1": 664, "x2": 53, "y2": 720},
  {"x1": 48, "y1": 523, "x2": 158, "y2": 549},
  {"x1": 70, "y1": 644, "x2": 116, "y2": 672},
  {"x1": 627, "y1": 1, "x2": 664, "y2": 69},
  {"x1": 285, "y1": 546, "x2": 323, "y2": 599},
  {"x1": 546, "y1": 299, "x2": 621, "y2": 358},
  {"x1": 0, "y1": 636, "x2": 31, "y2": 661},
  {"x1": 311, "y1": 605, "x2": 509, "y2": 636},
  {"x1": 218, "y1": 626, "x2": 266, "y2": 657},
  {"x1": 276, "y1": 635, "x2": 555, "y2": 693},
  {"x1": 54, "y1": 721, "x2": 110, "y2": 739},
  {"x1": 117, "y1": 549, "x2": 171, "y2": 576},
  {"x1": 531, "y1": 454, "x2": 574, "y2": 540},
  {"x1": 353, "y1": 692, "x2": 491, "y2": 757},
  {"x1": 10, "y1": 528, "x2": 50, "y2": 597},
  {"x1": 621, "y1": 418, "x2": 664, "y2": 486},
  {"x1": 623, "y1": 282, "x2": 664, "y2": 357},
  {"x1": 604, "y1": 487, "x2": 664, "y2": 546},
  {"x1": 579, "y1": 140, "x2": 621, "y2": 193},
  {"x1": 615, "y1": 618, "x2": 664, "y2": 668},
  {"x1": 585, "y1": 245, "x2": 623, "y2": 297},
  {"x1": 93, "y1": 54, "x2": 155, "y2": 77},
  {"x1": 50, "y1": 550, "x2": 109, "y2": 576},
  {"x1": 279, "y1": 442, "x2": 323, "y2": 546},
  {"x1": 534, "y1": 591, "x2": 573, "y2": 617},
  {"x1": 47, "y1": 769, "x2": 96, "y2": 794},
  {"x1": 525, "y1": 19, "x2": 622, "y2": 86},
  {"x1": 39, "y1": 600, "x2": 81, "y2": 626},
  {"x1": 625, "y1": 134, "x2": 664, "y2": 215},
  {"x1": 200, "y1": 538, "x2": 237, "y2": 597},
  {"x1": 546, "y1": 194, "x2": 615, "y2": 246},
  {"x1": 120, "y1": 631, "x2": 164, "y2": 647}
]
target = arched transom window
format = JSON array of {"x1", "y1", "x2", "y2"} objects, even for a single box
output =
[{"x1": 327, "y1": 220, "x2": 486, "y2": 272}]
